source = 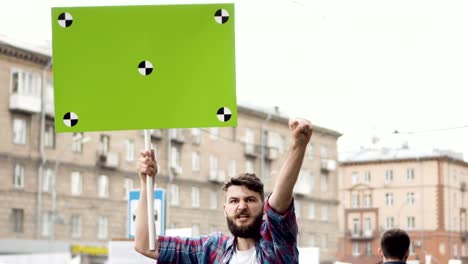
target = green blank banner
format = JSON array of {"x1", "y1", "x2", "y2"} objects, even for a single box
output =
[{"x1": 52, "y1": 4, "x2": 237, "y2": 132}]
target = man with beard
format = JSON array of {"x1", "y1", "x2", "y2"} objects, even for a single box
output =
[{"x1": 135, "y1": 118, "x2": 313, "y2": 263}]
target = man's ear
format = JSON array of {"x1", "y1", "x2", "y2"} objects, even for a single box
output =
[
  {"x1": 377, "y1": 248, "x2": 384, "y2": 258},
  {"x1": 223, "y1": 205, "x2": 227, "y2": 217},
  {"x1": 403, "y1": 250, "x2": 409, "y2": 261}
]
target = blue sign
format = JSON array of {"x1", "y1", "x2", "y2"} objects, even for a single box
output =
[{"x1": 128, "y1": 189, "x2": 166, "y2": 238}]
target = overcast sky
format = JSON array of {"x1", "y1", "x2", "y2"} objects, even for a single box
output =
[{"x1": 1, "y1": 0, "x2": 467, "y2": 161}]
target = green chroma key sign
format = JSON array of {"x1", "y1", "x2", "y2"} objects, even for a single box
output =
[{"x1": 51, "y1": 4, "x2": 236, "y2": 132}]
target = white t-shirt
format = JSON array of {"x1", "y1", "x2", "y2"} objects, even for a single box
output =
[{"x1": 228, "y1": 246, "x2": 258, "y2": 264}]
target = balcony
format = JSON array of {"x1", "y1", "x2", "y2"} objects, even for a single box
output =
[
  {"x1": 244, "y1": 144, "x2": 258, "y2": 158},
  {"x1": 208, "y1": 170, "x2": 225, "y2": 183},
  {"x1": 349, "y1": 230, "x2": 376, "y2": 241},
  {"x1": 461, "y1": 231, "x2": 468, "y2": 241},
  {"x1": 97, "y1": 152, "x2": 119, "y2": 169},
  {"x1": 320, "y1": 159, "x2": 337, "y2": 172},
  {"x1": 169, "y1": 129, "x2": 185, "y2": 144},
  {"x1": 265, "y1": 147, "x2": 278, "y2": 160},
  {"x1": 9, "y1": 93, "x2": 41, "y2": 113}
]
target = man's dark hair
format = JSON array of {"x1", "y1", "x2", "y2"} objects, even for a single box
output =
[
  {"x1": 380, "y1": 229, "x2": 410, "y2": 261},
  {"x1": 222, "y1": 173, "x2": 264, "y2": 202}
]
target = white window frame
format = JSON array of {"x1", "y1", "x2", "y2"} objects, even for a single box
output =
[
  {"x1": 385, "y1": 193, "x2": 393, "y2": 206},
  {"x1": 407, "y1": 216, "x2": 416, "y2": 230},
  {"x1": 307, "y1": 143, "x2": 314, "y2": 160},
  {"x1": 71, "y1": 171, "x2": 83, "y2": 195},
  {"x1": 385, "y1": 217, "x2": 395, "y2": 229},
  {"x1": 191, "y1": 187, "x2": 200, "y2": 208},
  {"x1": 170, "y1": 184, "x2": 179, "y2": 206},
  {"x1": 191, "y1": 128, "x2": 201, "y2": 144},
  {"x1": 320, "y1": 145, "x2": 329, "y2": 159},
  {"x1": 98, "y1": 216, "x2": 108, "y2": 239},
  {"x1": 246, "y1": 159, "x2": 254, "y2": 174},
  {"x1": 42, "y1": 211, "x2": 53, "y2": 237},
  {"x1": 407, "y1": 192, "x2": 415, "y2": 205},
  {"x1": 321, "y1": 174, "x2": 328, "y2": 192},
  {"x1": 209, "y1": 155, "x2": 218, "y2": 177},
  {"x1": 351, "y1": 194, "x2": 360, "y2": 208},
  {"x1": 228, "y1": 160, "x2": 236, "y2": 177},
  {"x1": 125, "y1": 139, "x2": 135, "y2": 161},
  {"x1": 384, "y1": 170, "x2": 394, "y2": 183},
  {"x1": 13, "y1": 164, "x2": 25, "y2": 189},
  {"x1": 209, "y1": 190, "x2": 217, "y2": 210},
  {"x1": 44, "y1": 123, "x2": 55, "y2": 148},
  {"x1": 13, "y1": 118, "x2": 27, "y2": 145},
  {"x1": 351, "y1": 172, "x2": 359, "y2": 185},
  {"x1": 42, "y1": 168, "x2": 54, "y2": 193},
  {"x1": 71, "y1": 214, "x2": 81, "y2": 238},
  {"x1": 192, "y1": 151, "x2": 201, "y2": 172},
  {"x1": 406, "y1": 168, "x2": 415, "y2": 181},
  {"x1": 123, "y1": 178, "x2": 134, "y2": 200},
  {"x1": 210, "y1": 128, "x2": 218, "y2": 140},
  {"x1": 10, "y1": 70, "x2": 41, "y2": 97},
  {"x1": 72, "y1": 132, "x2": 84, "y2": 153},
  {"x1": 364, "y1": 194, "x2": 371, "y2": 208},
  {"x1": 364, "y1": 171, "x2": 371, "y2": 183},
  {"x1": 98, "y1": 175, "x2": 109, "y2": 198},
  {"x1": 308, "y1": 203, "x2": 315, "y2": 220},
  {"x1": 321, "y1": 206, "x2": 328, "y2": 222},
  {"x1": 352, "y1": 243, "x2": 360, "y2": 256}
]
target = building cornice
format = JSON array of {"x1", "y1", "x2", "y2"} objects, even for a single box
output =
[{"x1": 0, "y1": 40, "x2": 51, "y2": 66}]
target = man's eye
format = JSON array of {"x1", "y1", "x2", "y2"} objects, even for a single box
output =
[{"x1": 230, "y1": 200, "x2": 238, "y2": 203}]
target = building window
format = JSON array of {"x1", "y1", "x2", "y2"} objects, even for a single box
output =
[
  {"x1": 384, "y1": 170, "x2": 394, "y2": 183},
  {"x1": 409, "y1": 242, "x2": 416, "y2": 255},
  {"x1": 385, "y1": 193, "x2": 394, "y2": 206},
  {"x1": 351, "y1": 172, "x2": 359, "y2": 185},
  {"x1": 10, "y1": 70, "x2": 41, "y2": 96},
  {"x1": 364, "y1": 194, "x2": 371, "y2": 208},
  {"x1": 406, "y1": 168, "x2": 415, "y2": 181},
  {"x1": 192, "y1": 187, "x2": 200, "y2": 208},
  {"x1": 192, "y1": 151, "x2": 201, "y2": 172},
  {"x1": 13, "y1": 164, "x2": 25, "y2": 189},
  {"x1": 170, "y1": 184, "x2": 179, "y2": 206},
  {"x1": 44, "y1": 123, "x2": 55, "y2": 148},
  {"x1": 209, "y1": 155, "x2": 218, "y2": 178},
  {"x1": 407, "y1": 192, "x2": 415, "y2": 205},
  {"x1": 295, "y1": 201, "x2": 301, "y2": 218},
  {"x1": 246, "y1": 128, "x2": 255, "y2": 150},
  {"x1": 71, "y1": 215, "x2": 81, "y2": 238},
  {"x1": 125, "y1": 140, "x2": 135, "y2": 161},
  {"x1": 454, "y1": 243, "x2": 459, "y2": 257},
  {"x1": 307, "y1": 143, "x2": 314, "y2": 160},
  {"x1": 364, "y1": 171, "x2": 371, "y2": 183},
  {"x1": 321, "y1": 206, "x2": 328, "y2": 222},
  {"x1": 42, "y1": 211, "x2": 53, "y2": 237},
  {"x1": 308, "y1": 203, "x2": 315, "y2": 220},
  {"x1": 42, "y1": 168, "x2": 54, "y2": 193},
  {"x1": 228, "y1": 160, "x2": 236, "y2": 178},
  {"x1": 320, "y1": 145, "x2": 329, "y2": 159},
  {"x1": 321, "y1": 174, "x2": 328, "y2": 192},
  {"x1": 123, "y1": 178, "x2": 134, "y2": 200},
  {"x1": 209, "y1": 190, "x2": 217, "y2": 210},
  {"x1": 98, "y1": 175, "x2": 109, "y2": 198},
  {"x1": 72, "y1": 132, "x2": 84, "y2": 153},
  {"x1": 192, "y1": 128, "x2": 201, "y2": 144},
  {"x1": 210, "y1": 128, "x2": 219, "y2": 140},
  {"x1": 100, "y1": 135, "x2": 110, "y2": 155},
  {"x1": 351, "y1": 194, "x2": 360, "y2": 208},
  {"x1": 366, "y1": 242, "x2": 372, "y2": 256},
  {"x1": 11, "y1": 208, "x2": 24, "y2": 233},
  {"x1": 98, "y1": 216, "x2": 108, "y2": 239},
  {"x1": 71, "y1": 171, "x2": 83, "y2": 195},
  {"x1": 385, "y1": 217, "x2": 394, "y2": 229},
  {"x1": 170, "y1": 146, "x2": 181, "y2": 168},
  {"x1": 364, "y1": 218, "x2": 372, "y2": 235},
  {"x1": 352, "y1": 243, "x2": 360, "y2": 256},
  {"x1": 246, "y1": 159, "x2": 254, "y2": 174},
  {"x1": 352, "y1": 218, "x2": 360, "y2": 235},
  {"x1": 407, "y1": 216, "x2": 416, "y2": 230},
  {"x1": 13, "y1": 118, "x2": 27, "y2": 144}
]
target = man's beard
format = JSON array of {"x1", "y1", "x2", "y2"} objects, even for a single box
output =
[{"x1": 226, "y1": 210, "x2": 263, "y2": 239}]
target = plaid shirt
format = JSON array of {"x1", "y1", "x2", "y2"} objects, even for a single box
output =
[{"x1": 157, "y1": 198, "x2": 298, "y2": 264}]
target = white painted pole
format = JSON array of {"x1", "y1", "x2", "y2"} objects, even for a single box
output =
[{"x1": 144, "y1": 130, "x2": 156, "y2": 251}]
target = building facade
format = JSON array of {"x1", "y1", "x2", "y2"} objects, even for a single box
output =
[
  {"x1": 0, "y1": 36, "x2": 341, "y2": 263},
  {"x1": 338, "y1": 147, "x2": 468, "y2": 264}
]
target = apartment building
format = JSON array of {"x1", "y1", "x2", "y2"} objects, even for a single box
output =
[
  {"x1": 0, "y1": 35, "x2": 342, "y2": 263},
  {"x1": 338, "y1": 147, "x2": 468, "y2": 264}
]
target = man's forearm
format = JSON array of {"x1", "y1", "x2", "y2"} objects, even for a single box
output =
[
  {"x1": 270, "y1": 143, "x2": 307, "y2": 213},
  {"x1": 134, "y1": 180, "x2": 158, "y2": 259}
]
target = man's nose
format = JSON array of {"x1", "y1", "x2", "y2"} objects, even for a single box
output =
[{"x1": 237, "y1": 200, "x2": 247, "y2": 210}]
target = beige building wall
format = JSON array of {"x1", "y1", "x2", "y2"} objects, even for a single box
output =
[
  {"x1": 338, "y1": 150, "x2": 468, "y2": 264},
  {"x1": 0, "y1": 39, "x2": 342, "y2": 263}
]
